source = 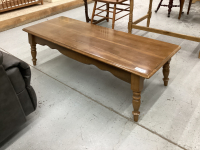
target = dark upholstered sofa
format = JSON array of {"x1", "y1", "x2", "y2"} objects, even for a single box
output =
[{"x1": 0, "y1": 51, "x2": 37, "y2": 143}]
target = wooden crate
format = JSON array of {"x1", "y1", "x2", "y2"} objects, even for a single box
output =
[{"x1": 0, "y1": 0, "x2": 43, "y2": 13}]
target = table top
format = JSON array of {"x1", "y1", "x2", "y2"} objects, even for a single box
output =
[{"x1": 23, "y1": 17, "x2": 181, "y2": 78}]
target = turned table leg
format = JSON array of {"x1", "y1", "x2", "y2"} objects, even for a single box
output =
[
  {"x1": 28, "y1": 34, "x2": 37, "y2": 66},
  {"x1": 163, "y1": 59, "x2": 171, "y2": 86},
  {"x1": 131, "y1": 74, "x2": 144, "y2": 122}
]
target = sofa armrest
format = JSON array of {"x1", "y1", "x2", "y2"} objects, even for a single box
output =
[
  {"x1": 2, "y1": 52, "x2": 31, "y2": 86},
  {"x1": 1, "y1": 51, "x2": 37, "y2": 111},
  {"x1": 0, "y1": 65, "x2": 26, "y2": 143}
]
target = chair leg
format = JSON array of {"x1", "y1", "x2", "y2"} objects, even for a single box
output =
[
  {"x1": 147, "y1": 0, "x2": 153, "y2": 27},
  {"x1": 178, "y1": 0, "x2": 185, "y2": 19},
  {"x1": 112, "y1": 4, "x2": 117, "y2": 29},
  {"x1": 168, "y1": 0, "x2": 173, "y2": 17},
  {"x1": 84, "y1": 0, "x2": 90, "y2": 22},
  {"x1": 128, "y1": 0, "x2": 134, "y2": 33},
  {"x1": 155, "y1": 0, "x2": 163, "y2": 12},
  {"x1": 106, "y1": 3, "x2": 109, "y2": 22},
  {"x1": 91, "y1": 1, "x2": 97, "y2": 24},
  {"x1": 187, "y1": 0, "x2": 192, "y2": 15}
]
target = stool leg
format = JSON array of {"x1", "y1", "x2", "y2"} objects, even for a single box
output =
[
  {"x1": 112, "y1": 4, "x2": 117, "y2": 29},
  {"x1": 187, "y1": 0, "x2": 192, "y2": 15},
  {"x1": 168, "y1": 0, "x2": 173, "y2": 17},
  {"x1": 106, "y1": 3, "x2": 109, "y2": 22},
  {"x1": 91, "y1": 1, "x2": 97, "y2": 24},
  {"x1": 155, "y1": 0, "x2": 163, "y2": 12}
]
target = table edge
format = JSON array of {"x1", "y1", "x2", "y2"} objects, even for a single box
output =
[{"x1": 22, "y1": 28, "x2": 181, "y2": 79}]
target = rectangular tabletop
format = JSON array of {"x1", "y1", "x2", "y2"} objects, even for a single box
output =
[{"x1": 23, "y1": 17, "x2": 181, "y2": 78}]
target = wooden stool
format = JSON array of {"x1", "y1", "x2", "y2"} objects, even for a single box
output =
[
  {"x1": 91, "y1": 0, "x2": 130, "y2": 29},
  {"x1": 155, "y1": 0, "x2": 180, "y2": 17}
]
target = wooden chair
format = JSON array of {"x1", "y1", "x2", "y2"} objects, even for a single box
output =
[
  {"x1": 90, "y1": 0, "x2": 130, "y2": 29},
  {"x1": 155, "y1": 0, "x2": 180, "y2": 17},
  {"x1": 155, "y1": 0, "x2": 196, "y2": 19}
]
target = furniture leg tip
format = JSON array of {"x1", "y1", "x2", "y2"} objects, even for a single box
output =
[
  {"x1": 132, "y1": 111, "x2": 139, "y2": 122},
  {"x1": 134, "y1": 115, "x2": 139, "y2": 122}
]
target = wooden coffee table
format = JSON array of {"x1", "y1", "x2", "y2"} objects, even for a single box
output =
[{"x1": 23, "y1": 17, "x2": 181, "y2": 122}]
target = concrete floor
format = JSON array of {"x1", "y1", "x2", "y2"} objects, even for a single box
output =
[{"x1": 0, "y1": 0, "x2": 200, "y2": 149}]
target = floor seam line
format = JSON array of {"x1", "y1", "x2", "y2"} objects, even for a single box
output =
[
  {"x1": 30, "y1": 66, "x2": 187, "y2": 150},
  {"x1": 0, "y1": 48, "x2": 187, "y2": 150}
]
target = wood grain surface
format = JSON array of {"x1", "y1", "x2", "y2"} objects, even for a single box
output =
[
  {"x1": 23, "y1": 17, "x2": 180, "y2": 79},
  {"x1": 23, "y1": 17, "x2": 181, "y2": 121}
]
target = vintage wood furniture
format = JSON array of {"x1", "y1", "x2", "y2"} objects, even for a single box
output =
[
  {"x1": 128, "y1": 0, "x2": 200, "y2": 58},
  {"x1": 187, "y1": 0, "x2": 193, "y2": 15},
  {"x1": 23, "y1": 17, "x2": 181, "y2": 122},
  {"x1": 155, "y1": 0, "x2": 181, "y2": 17},
  {"x1": 178, "y1": 0, "x2": 193, "y2": 19},
  {"x1": 188, "y1": 0, "x2": 200, "y2": 15},
  {"x1": 83, "y1": 0, "x2": 90, "y2": 22},
  {"x1": 90, "y1": 0, "x2": 130, "y2": 29},
  {"x1": 0, "y1": 0, "x2": 43, "y2": 13},
  {"x1": 155, "y1": 0, "x2": 194, "y2": 18},
  {"x1": 83, "y1": 0, "x2": 97, "y2": 23}
]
